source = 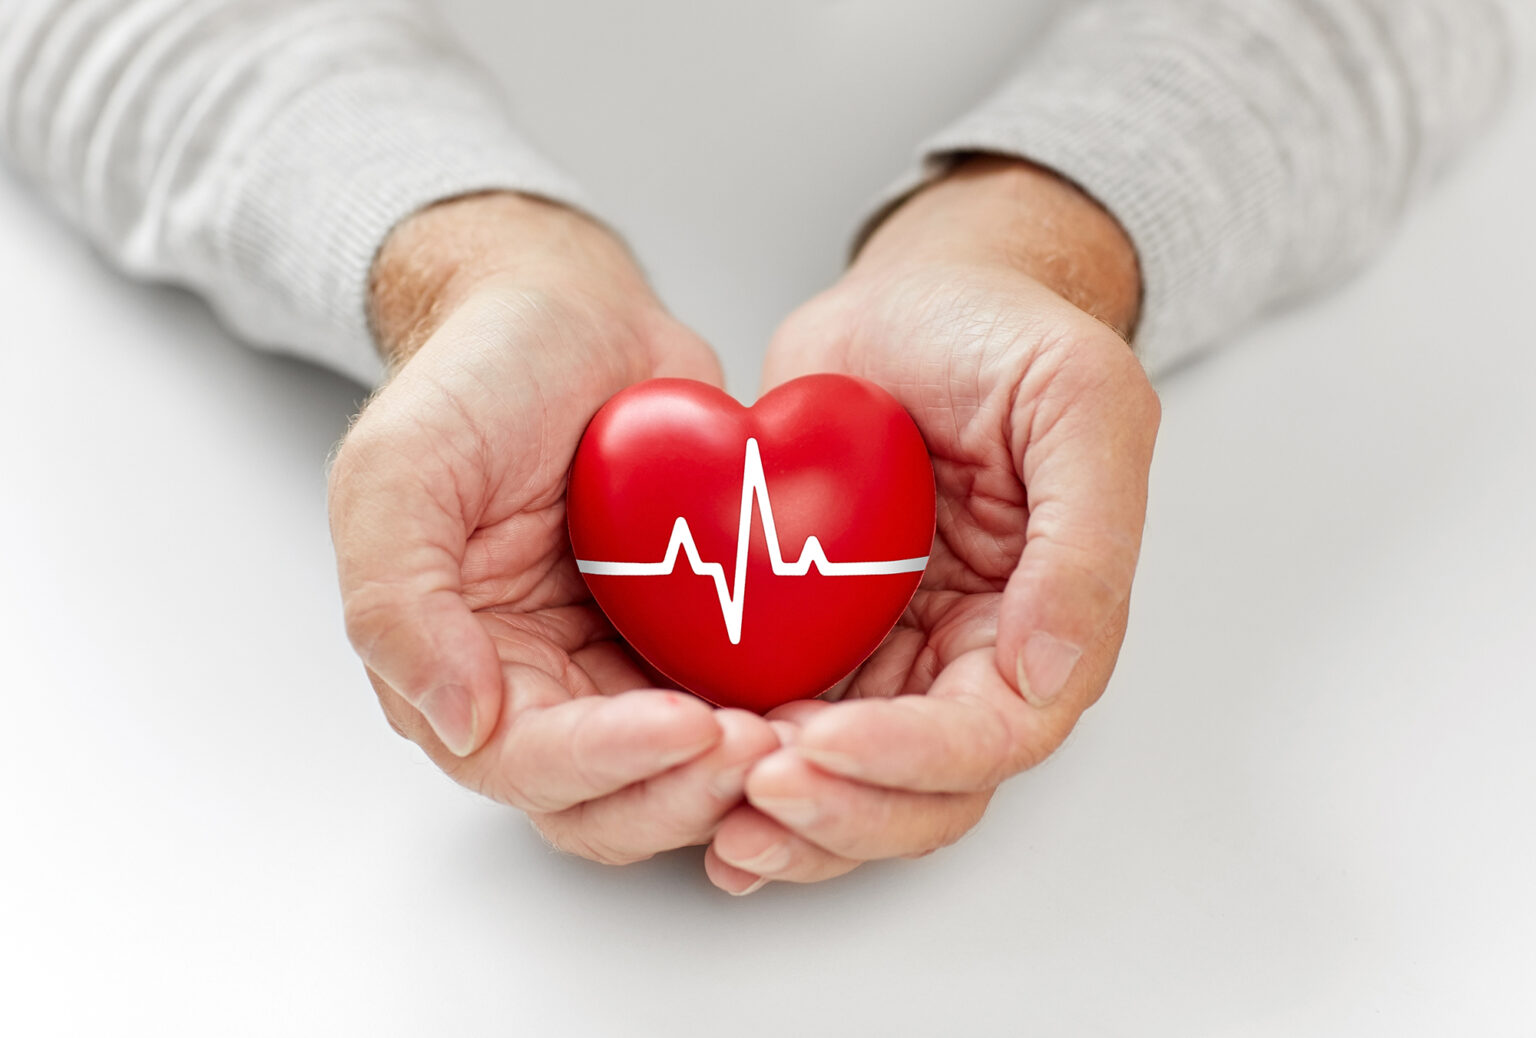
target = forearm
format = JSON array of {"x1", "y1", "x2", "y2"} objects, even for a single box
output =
[
  {"x1": 888, "y1": 0, "x2": 1528, "y2": 372},
  {"x1": 0, "y1": 0, "x2": 581, "y2": 384}
]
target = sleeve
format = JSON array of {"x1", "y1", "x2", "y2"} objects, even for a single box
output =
[
  {"x1": 872, "y1": 0, "x2": 1531, "y2": 374},
  {"x1": 0, "y1": 0, "x2": 586, "y2": 385}
]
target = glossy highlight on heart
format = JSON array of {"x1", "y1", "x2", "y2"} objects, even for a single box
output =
[{"x1": 567, "y1": 374, "x2": 936, "y2": 713}]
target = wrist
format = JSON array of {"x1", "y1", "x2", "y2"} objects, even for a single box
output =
[
  {"x1": 368, "y1": 192, "x2": 656, "y2": 368},
  {"x1": 855, "y1": 155, "x2": 1142, "y2": 340}
]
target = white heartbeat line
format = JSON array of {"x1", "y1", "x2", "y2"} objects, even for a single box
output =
[{"x1": 576, "y1": 437, "x2": 929, "y2": 645}]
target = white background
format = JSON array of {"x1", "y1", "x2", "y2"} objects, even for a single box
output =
[{"x1": 2, "y1": 3, "x2": 1534, "y2": 1034}]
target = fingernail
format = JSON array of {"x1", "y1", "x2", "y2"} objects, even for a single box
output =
[
  {"x1": 752, "y1": 796, "x2": 819, "y2": 829},
  {"x1": 708, "y1": 761, "x2": 754, "y2": 800},
  {"x1": 730, "y1": 876, "x2": 769, "y2": 897},
  {"x1": 769, "y1": 721, "x2": 797, "y2": 747},
  {"x1": 796, "y1": 745, "x2": 861, "y2": 778},
  {"x1": 1019, "y1": 632, "x2": 1083, "y2": 706},
  {"x1": 730, "y1": 842, "x2": 792, "y2": 875},
  {"x1": 418, "y1": 683, "x2": 477, "y2": 756}
]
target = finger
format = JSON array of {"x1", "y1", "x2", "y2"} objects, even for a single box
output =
[
  {"x1": 762, "y1": 698, "x2": 834, "y2": 745},
  {"x1": 743, "y1": 748, "x2": 991, "y2": 861},
  {"x1": 764, "y1": 700, "x2": 834, "y2": 726},
  {"x1": 792, "y1": 655, "x2": 1016, "y2": 792},
  {"x1": 797, "y1": 608, "x2": 1131, "y2": 792},
  {"x1": 709, "y1": 807, "x2": 862, "y2": 889},
  {"x1": 999, "y1": 333, "x2": 1159, "y2": 706},
  {"x1": 330, "y1": 406, "x2": 502, "y2": 757},
  {"x1": 532, "y1": 709, "x2": 780, "y2": 864},
  {"x1": 703, "y1": 844, "x2": 772, "y2": 895},
  {"x1": 472, "y1": 675, "x2": 720, "y2": 812}
]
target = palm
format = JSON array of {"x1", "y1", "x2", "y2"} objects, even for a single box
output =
[
  {"x1": 766, "y1": 265, "x2": 1052, "y2": 704},
  {"x1": 700, "y1": 260, "x2": 1155, "y2": 891},
  {"x1": 460, "y1": 445, "x2": 654, "y2": 708},
  {"x1": 331, "y1": 199, "x2": 784, "y2": 871},
  {"x1": 457, "y1": 447, "x2": 675, "y2": 718},
  {"x1": 438, "y1": 289, "x2": 723, "y2": 716},
  {"x1": 451, "y1": 365, "x2": 654, "y2": 708},
  {"x1": 331, "y1": 282, "x2": 743, "y2": 800}
]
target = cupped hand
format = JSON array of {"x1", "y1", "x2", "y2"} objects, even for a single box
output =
[
  {"x1": 707, "y1": 159, "x2": 1161, "y2": 892},
  {"x1": 328, "y1": 193, "x2": 779, "y2": 864}
]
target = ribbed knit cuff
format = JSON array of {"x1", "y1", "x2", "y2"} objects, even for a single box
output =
[
  {"x1": 913, "y1": 53, "x2": 1280, "y2": 377},
  {"x1": 211, "y1": 61, "x2": 586, "y2": 386},
  {"x1": 862, "y1": 0, "x2": 1521, "y2": 376}
]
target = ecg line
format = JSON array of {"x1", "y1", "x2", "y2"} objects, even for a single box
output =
[{"x1": 576, "y1": 438, "x2": 929, "y2": 644}]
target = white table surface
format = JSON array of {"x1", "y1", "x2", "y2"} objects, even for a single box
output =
[{"x1": 2, "y1": 5, "x2": 1534, "y2": 1035}]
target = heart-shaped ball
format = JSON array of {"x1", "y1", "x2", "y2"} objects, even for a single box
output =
[{"x1": 567, "y1": 374, "x2": 936, "y2": 713}]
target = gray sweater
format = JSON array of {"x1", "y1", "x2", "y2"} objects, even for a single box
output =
[{"x1": 0, "y1": 0, "x2": 1526, "y2": 383}]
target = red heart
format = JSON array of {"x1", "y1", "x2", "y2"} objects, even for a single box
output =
[{"x1": 567, "y1": 374, "x2": 936, "y2": 713}]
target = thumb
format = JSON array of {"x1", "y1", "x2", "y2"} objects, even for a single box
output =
[{"x1": 996, "y1": 337, "x2": 1160, "y2": 706}]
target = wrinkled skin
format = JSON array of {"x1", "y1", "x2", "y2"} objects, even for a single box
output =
[
  {"x1": 330, "y1": 268, "x2": 780, "y2": 865},
  {"x1": 706, "y1": 237, "x2": 1160, "y2": 891},
  {"x1": 329, "y1": 165, "x2": 1159, "y2": 890}
]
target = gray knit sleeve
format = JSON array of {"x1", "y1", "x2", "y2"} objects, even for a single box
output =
[
  {"x1": 0, "y1": 0, "x2": 585, "y2": 385},
  {"x1": 884, "y1": 0, "x2": 1529, "y2": 374}
]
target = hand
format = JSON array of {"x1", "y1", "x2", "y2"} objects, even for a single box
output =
[
  {"x1": 328, "y1": 193, "x2": 779, "y2": 864},
  {"x1": 706, "y1": 158, "x2": 1160, "y2": 892}
]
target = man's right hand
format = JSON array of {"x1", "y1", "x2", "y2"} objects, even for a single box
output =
[{"x1": 327, "y1": 193, "x2": 780, "y2": 865}]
